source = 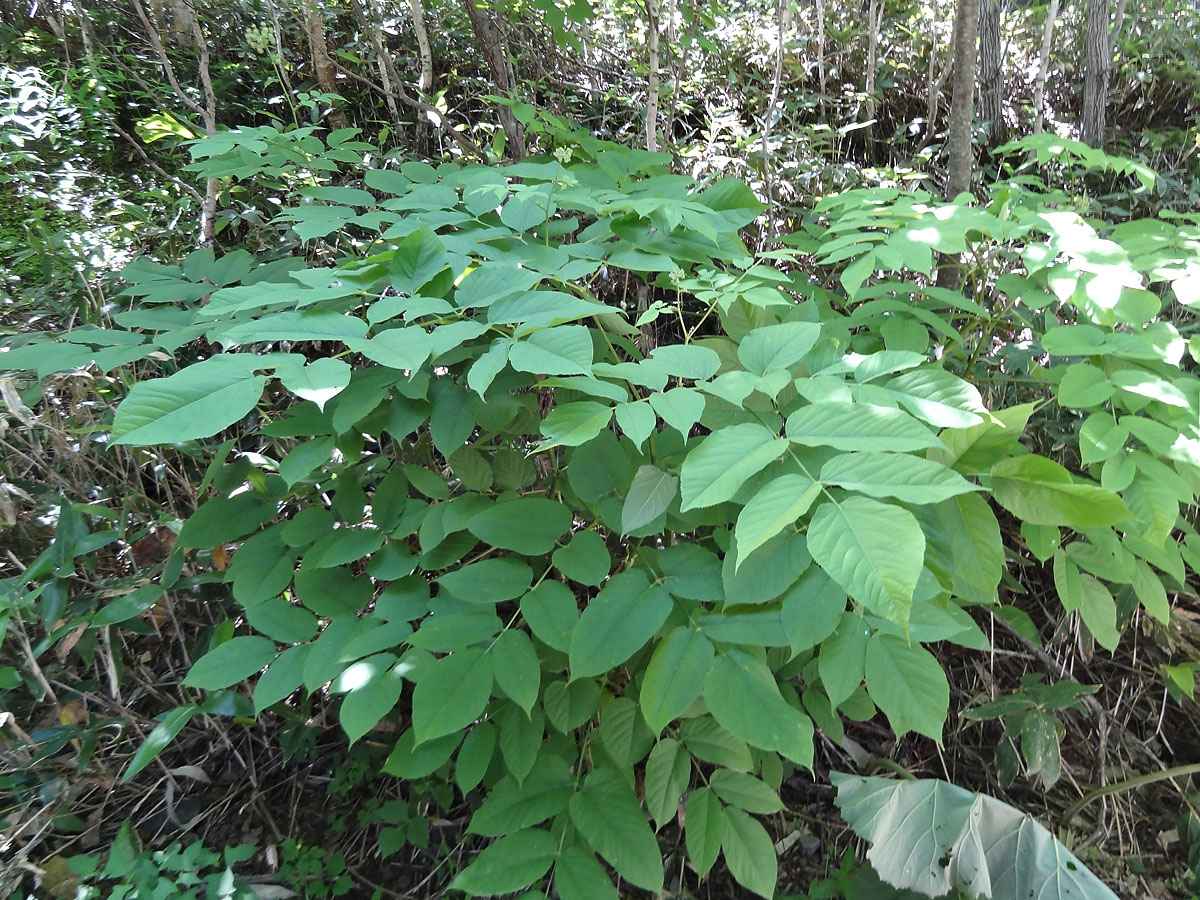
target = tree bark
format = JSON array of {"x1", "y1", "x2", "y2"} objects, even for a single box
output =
[
  {"x1": 946, "y1": 0, "x2": 980, "y2": 199},
  {"x1": 862, "y1": 0, "x2": 882, "y2": 155},
  {"x1": 1081, "y1": 0, "x2": 1112, "y2": 147},
  {"x1": 1032, "y1": 0, "x2": 1060, "y2": 134},
  {"x1": 646, "y1": 0, "x2": 661, "y2": 152},
  {"x1": 464, "y1": 0, "x2": 526, "y2": 158},
  {"x1": 302, "y1": 0, "x2": 346, "y2": 128},
  {"x1": 977, "y1": 0, "x2": 1006, "y2": 145},
  {"x1": 409, "y1": 0, "x2": 434, "y2": 94}
]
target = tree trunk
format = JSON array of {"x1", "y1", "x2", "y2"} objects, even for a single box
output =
[
  {"x1": 1081, "y1": 0, "x2": 1112, "y2": 147},
  {"x1": 169, "y1": 0, "x2": 195, "y2": 47},
  {"x1": 862, "y1": 0, "x2": 882, "y2": 155},
  {"x1": 646, "y1": 0, "x2": 661, "y2": 152},
  {"x1": 977, "y1": 0, "x2": 1006, "y2": 145},
  {"x1": 302, "y1": 0, "x2": 346, "y2": 128},
  {"x1": 1107, "y1": 0, "x2": 1128, "y2": 59},
  {"x1": 946, "y1": 0, "x2": 980, "y2": 199},
  {"x1": 409, "y1": 0, "x2": 434, "y2": 94},
  {"x1": 1032, "y1": 0, "x2": 1060, "y2": 134},
  {"x1": 464, "y1": 0, "x2": 526, "y2": 158}
]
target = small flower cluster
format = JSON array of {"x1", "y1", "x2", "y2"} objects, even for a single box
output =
[
  {"x1": 246, "y1": 24, "x2": 275, "y2": 56},
  {"x1": 553, "y1": 145, "x2": 573, "y2": 165}
]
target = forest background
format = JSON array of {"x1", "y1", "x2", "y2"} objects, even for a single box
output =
[{"x1": 2, "y1": 0, "x2": 1200, "y2": 898}]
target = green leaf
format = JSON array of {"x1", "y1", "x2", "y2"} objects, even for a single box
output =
[
  {"x1": 991, "y1": 455, "x2": 1129, "y2": 530},
  {"x1": 279, "y1": 436, "x2": 335, "y2": 487},
  {"x1": 721, "y1": 806, "x2": 778, "y2": 899},
  {"x1": 437, "y1": 558, "x2": 533, "y2": 604},
  {"x1": 679, "y1": 423, "x2": 789, "y2": 511},
  {"x1": 786, "y1": 402, "x2": 941, "y2": 452},
  {"x1": 614, "y1": 400, "x2": 657, "y2": 450},
  {"x1": 391, "y1": 226, "x2": 448, "y2": 296},
  {"x1": 348, "y1": 327, "x2": 434, "y2": 371},
  {"x1": 640, "y1": 626, "x2": 714, "y2": 733},
  {"x1": 520, "y1": 581, "x2": 579, "y2": 652},
  {"x1": 1056, "y1": 363, "x2": 1113, "y2": 408},
  {"x1": 648, "y1": 388, "x2": 706, "y2": 437},
  {"x1": 335, "y1": 654, "x2": 406, "y2": 744},
  {"x1": 183, "y1": 636, "x2": 276, "y2": 690},
  {"x1": 704, "y1": 649, "x2": 814, "y2": 767},
  {"x1": 254, "y1": 645, "x2": 309, "y2": 713},
  {"x1": 555, "y1": 846, "x2": 619, "y2": 900},
  {"x1": 411, "y1": 648, "x2": 494, "y2": 744},
  {"x1": 832, "y1": 774, "x2": 1119, "y2": 900},
  {"x1": 841, "y1": 250, "x2": 875, "y2": 299},
  {"x1": 455, "y1": 722, "x2": 497, "y2": 793},
  {"x1": 569, "y1": 571, "x2": 672, "y2": 678},
  {"x1": 469, "y1": 757, "x2": 573, "y2": 835},
  {"x1": 685, "y1": 787, "x2": 724, "y2": 877},
  {"x1": 643, "y1": 739, "x2": 691, "y2": 829},
  {"x1": 540, "y1": 401, "x2": 613, "y2": 448},
  {"x1": 112, "y1": 356, "x2": 268, "y2": 445},
  {"x1": 569, "y1": 767, "x2": 664, "y2": 891},
  {"x1": 448, "y1": 829, "x2": 556, "y2": 897},
  {"x1": 492, "y1": 630, "x2": 541, "y2": 714},
  {"x1": 819, "y1": 451, "x2": 976, "y2": 504},
  {"x1": 818, "y1": 612, "x2": 869, "y2": 706},
  {"x1": 887, "y1": 369, "x2": 986, "y2": 428},
  {"x1": 646, "y1": 344, "x2": 720, "y2": 380},
  {"x1": 1077, "y1": 574, "x2": 1120, "y2": 651},
  {"x1": 122, "y1": 705, "x2": 199, "y2": 782},
  {"x1": 864, "y1": 633, "x2": 949, "y2": 741},
  {"x1": 807, "y1": 497, "x2": 925, "y2": 627},
  {"x1": 734, "y1": 473, "x2": 820, "y2": 571},
  {"x1": 277, "y1": 357, "x2": 352, "y2": 410},
  {"x1": 468, "y1": 498, "x2": 572, "y2": 555},
  {"x1": 216, "y1": 310, "x2": 368, "y2": 346},
  {"x1": 599, "y1": 697, "x2": 654, "y2": 766},
  {"x1": 929, "y1": 402, "x2": 1036, "y2": 473},
  {"x1": 737, "y1": 321, "x2": 821, "y2": 374},
  {"x1": 621, "y1": 465, "x2": 679, "y2": 533},
  {"x1": 510, "y1": 326, "x2": 594, "y2": 376},
  {"x1": 552, "y1": 530, "x2": 610, "y2": 586},
  {"x1": 710, "y1": 770, "x2": 783, "y2": 814}
]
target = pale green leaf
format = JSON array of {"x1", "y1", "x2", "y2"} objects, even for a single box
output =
[
  {"x1": 621, "y1": 465, "x2": 679, "y2": 533},
  {"x1": 734, "y1": 473, "x2": 820, "y2": 570},
  {"x1": 569, "y1": 767, "x2": 664, "y2": 891},
  {"x1": 411, "y1": 648, "x2": 494, "y2": 744},
  {"x1": 807, "y1": 497, "x2": 925, "y2": 627},
  {"x1": 685, "y1": 787, "x2": 723, "y2": 877},
  {"x1": 555, "y1": 847, "x2": 619, "y2": 900},
  {"x1": 864, "y1": 633, "x2": 949, "y2": 740},
  {"x1": 183, "y1": 636, "x2": 276, "y2": 689},
  {"x1": 785, "y1": 402, "x2": 941, "y2": 452},
  {"x1": 721, "y1": 806, "x2": 778, "y2": 899},
  {"x1": 679, "y1": 423, "x2": 789, "y2": 511},
  {"x1": 569, "y1": 571, "x2": 672, "y2": 678},
  {"x1": 644, "y1": 739, "x2": 691, "y2": 829},
  {"x1": 704, "y1": 649, "x2": 814, "y2": 767},
  {"x1": 819, "y1": 451, "x2": 976, "y2": 504},
  {"x1": 640, "y1": 626, "x2": 714, "y2": 733},
  {"x1": 510, "y1": 326, "x2": 594, "y2": 376},
  {"x1": 448, "y1": 828, "x2": 556, "y2": 897},
  {"x1": 492, "y1": 630, "x2": 541, "y2": 714},
  {"x1": 737, "y1": 321, "x2": 821, "y2": 374},
  {"x1": 991, "y1": 455, "x2": 1129, "y2": 530}
]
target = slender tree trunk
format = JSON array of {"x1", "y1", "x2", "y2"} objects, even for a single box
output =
[
  {"x1": 946, "y1": 0, "x2": 980, "y2": 198},
  {"x1": 409, "y1": 0, "x2": 434, "y2": 94},
  {"x1": 816, "y1": 0, "x2": 826, "y2": 105},
  {"x1": 1033, "y1": 0, "x2": 1060, "y2": 134},
  {"x1": 862, "y1": 0, "x2": 882, "y2": 155},
  {"x1": 977, "y1": 0, "x2": 1006, "y2": 144},
  {"x1": 1107, "y1": 0, "x2": 1128, "y2": 58},
  {"x1": 302, "y1": 0, "x2": 346, "y2": 128},
  {"x1": 169, "y1": 0, "x2": 195, "y2": 46},
  {"x1": 464, "y1": 0, "x2": 526, "y2": 158},
  {"x1": 1081, "y1": 0, "x2": 1112, "y2": 146},
  {"x1": 646, "y1": 0, "x2": 661, "y2": 153}
]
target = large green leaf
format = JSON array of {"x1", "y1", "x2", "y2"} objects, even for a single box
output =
[
  {"x1": 111, "y1": 355, "x2": 268, "y2": 445},
  {"x1": 334, "y1": 654, "x2": 406, "y2": 744},
  {"x1": 807, "y1": 497, "x2": 925, "y2": 627},
  {"x1": 448, "y1": 828, "x2": 556, "y2": 897},
  {"x1": 183, "y1": 636, "x2": 276, "y2": 690},
  {"x1": 703, "y1": 649, "x2": 814, "y2": 767},
  {"x1": 733, "y1": 474, "x2": 820, "y2": 571},
  {"x1": 622, "y1": 465, "x2": 679, "y2": 533},
  {"x1": 510, "y1": 325, "x2": 595, "y2": 375},
  {"x1": 863, "y1": 633, "x2": 949, "y2": 740},
  {"x1": 122, "y1": 705, "x2": 199, "y2": 782},
  {"x1": 640, "y1": 626, "x2": 714, "y2": 733},
  {"x1": 832, "y1": 774, "x2": 1119, "y2": 900},
  {"x1": 540, "y1": 401, "x2": 613, "y2": 448},
  {"x1": 468, "y1": 757, "x2": 573, "y2": 836},
  {"x1": 819, "y1": 451, "x2": 976, "y2": 504},
  {"x1": 991, "y1": 455, "x2": 1129, "y2": 530},
  {"x1": 569, "y1": 767, "x2": 664, "y2": 891},
  {"x1": 467, "y1": 497, "x2": 572, "y2": 554},
  {"x1": 721, "y1": 806, "x2": 778, "y2": 899},
  {"x1": 785, "y1": 403, "x2": 941, "y2": 452},
  {"x1": 215, "y1": 310, "x2": 368, "y2": 346},
  {"x1": 410, "y1": 648, "x2": 494, "y2": 744},
  {"x1": 679, "y1": 423, "x2": 790, "y2": 510},
  {"x1": 391, "y1": 226, "x2": 448, "y2": 295},
  {"x1": 685, "y1": 787, "x2": 724, "y2": 878},
  {"x1": 569, "y1": 571, "x2": 672, "y2": 678},
  {"x1": 737, "y1": 321, "x2": 821, "y2": 375},
  {"x1": 643, "y1": 738, "x2": 691, "y2": 829},
  {"x1": 554, "y1": 847, "x2": 619, "y2": 900}
]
